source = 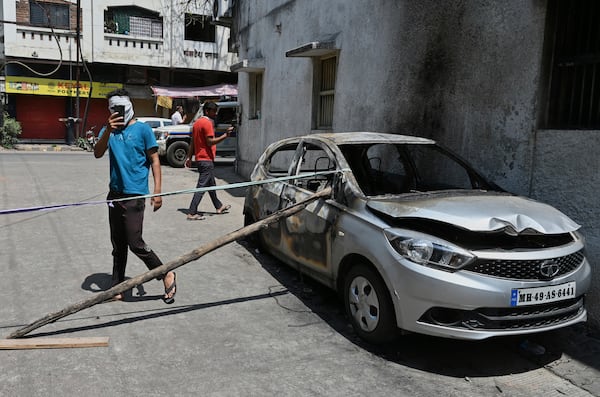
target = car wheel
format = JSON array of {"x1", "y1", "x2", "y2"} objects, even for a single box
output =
[
  {"x1": 343, "y1": 263, "x2": 397, "y2": 344},
  {"x1": 166, "y1": 141, "x2": 189, "y2": 168}
]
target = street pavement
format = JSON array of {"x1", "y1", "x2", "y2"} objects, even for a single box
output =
[{"x1": 1, "y1": 147, "x2": 600, "y2": 396}]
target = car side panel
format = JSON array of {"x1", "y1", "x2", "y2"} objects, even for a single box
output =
[{"x1": 276, "y1": 184, "x2": 338, "y2": 277}]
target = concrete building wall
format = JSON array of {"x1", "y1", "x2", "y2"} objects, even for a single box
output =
[
  {"x1": 531, "y1": 130, "x2": 600, "y2": 325},
  {"x1": 235, "y1": 0, "x2": 543, "y2": 190},
  {"x1": 233, "y1": 0, "x2": 600, "y2": 329}
]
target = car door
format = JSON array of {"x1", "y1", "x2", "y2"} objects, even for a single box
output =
[
  {"x1": 254, "y1": 141, "x2": 303, "y2": 249},
  {"x1": 276, "y1": 139, "x2": 340, "y2": 281}
]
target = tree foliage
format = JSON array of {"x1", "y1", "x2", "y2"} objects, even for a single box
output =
[{"x1": 0, "y1": 112, "x2": 22, "y2": 148}]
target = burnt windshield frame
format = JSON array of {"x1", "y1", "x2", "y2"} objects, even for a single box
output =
[{"x1": 339, "y1": 142, "x2": 500, "y2": 195}]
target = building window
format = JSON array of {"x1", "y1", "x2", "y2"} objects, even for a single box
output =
[
  {"x1": 544, "y1": 0, "x2": 600, "y2": 129},
  {"x1": 316, "y1": 56, "x2": 337, "y2": 129},
  {"x1": 249, "y1": 73, "x2": 263, "y2": 119},
  {"x1": 129, "y1": 16, "x2": 163, "y2": 38},
  {"x1": 30, "y1": 2, "x2": 69, "y2": 29},
  {"x1": 185, "y1": 14, "x2": 216, "y2": 42},
  {"x1": 104, "y1": 7, "x2": 163, "y2": 38}
]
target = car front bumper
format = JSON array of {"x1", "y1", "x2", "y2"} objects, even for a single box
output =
[{"x1": 383, "y1": 245, "x2": 592, "y2": 340}]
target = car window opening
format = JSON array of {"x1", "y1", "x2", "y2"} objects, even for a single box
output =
[{"x1": 340, "y1": 143, "x2": 491, "y2": 196}]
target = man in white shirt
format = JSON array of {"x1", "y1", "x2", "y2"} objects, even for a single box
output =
[{"x1": 171, "y1": 105, "x2": 187, "y2": 125}]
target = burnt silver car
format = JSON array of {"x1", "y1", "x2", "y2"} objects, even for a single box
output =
[{"x1": 243, "y1": 132, "x2": 591, "y2": 343}]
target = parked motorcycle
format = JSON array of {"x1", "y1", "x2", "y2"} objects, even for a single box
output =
[{"x1": 84, "y1": 126, "x2": 98, "y2": 151}]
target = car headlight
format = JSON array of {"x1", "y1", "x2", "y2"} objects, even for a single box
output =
[
  {"x1": 385, "y1": 231, "x2": 475, "y2": 271},
  {"x1": 572, "y1": 230, "x2": 585, "y2": 244}
]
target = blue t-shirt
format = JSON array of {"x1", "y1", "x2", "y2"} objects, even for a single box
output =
[{"x1": 99, "y1": 121, "x2": 158, "y2": 195}]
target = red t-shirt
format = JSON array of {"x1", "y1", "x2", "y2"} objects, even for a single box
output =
[{"x1": 192, "y1": 116, "x2": 216, "y2": 161}]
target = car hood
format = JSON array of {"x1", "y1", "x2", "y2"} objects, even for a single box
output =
[
  {"x1": 366, "y1": 192, "x2": 580, "y2": 234},
  {"x1": 155, "y1": 124, "x2": 191, "y2": 132}
]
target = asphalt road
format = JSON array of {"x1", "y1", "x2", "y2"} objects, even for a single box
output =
[{"x1": 1, "y1": 150, "x2": 600, "y2": 396}]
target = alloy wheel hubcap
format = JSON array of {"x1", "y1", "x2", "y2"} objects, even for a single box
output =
[{"x1": 348, "y1": 276, "x2": 380, "y2": 332}]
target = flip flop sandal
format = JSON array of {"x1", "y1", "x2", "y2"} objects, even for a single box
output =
[
  {"x1": 217, "y1": 204, "x2": 231, "y2": 214},
  {"x1": 162, "y1": 272, "x2": 177, "y2": 304},
  {"x1": 187, "y1": 214, "x2": 206, "y2": 221}
]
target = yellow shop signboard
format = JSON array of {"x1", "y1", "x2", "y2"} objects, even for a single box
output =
[{"x1": 5, "y1": 76, "x2": 122, "y2": 98}]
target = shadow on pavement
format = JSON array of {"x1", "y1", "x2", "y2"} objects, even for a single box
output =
[
  {"x1": 25, "y1": 290, "x2": 288, "y2": 339},
  {"x1": 81, "y1": 273, "x2": 149, "y2": 300}
]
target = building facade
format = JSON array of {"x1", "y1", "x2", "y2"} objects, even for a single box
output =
[
  {"x1": 1, "y1": 0, "x2": 237, "y2": 141},
  {"x1": 229, "y1": 0, "x2": 600, "y2": 329}
]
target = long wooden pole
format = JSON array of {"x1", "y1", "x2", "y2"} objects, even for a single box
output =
[{"x1": 6, "y1": 187, "x2": 332, "y2": 339}]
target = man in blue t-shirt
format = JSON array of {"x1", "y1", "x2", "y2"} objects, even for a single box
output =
[{"x1": 94, "y1": 89, "x2": 177, "y2": 304}]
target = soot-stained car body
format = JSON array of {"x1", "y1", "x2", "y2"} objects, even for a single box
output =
[{"x1": 243, "y1": 132, "x2": 591, "y2": 343}]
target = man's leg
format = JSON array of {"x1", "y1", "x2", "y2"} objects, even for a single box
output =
[
  {"x1": 121, "y1": 197, "x2": 176, "y2": 302},
  {"x1": 205, "y1": 161, "x2": 223, "y2": 210},
  {"x1": 123, "y1": 198, "x2": 176, "y2": 301},
  {"x1": 107, "y1": 195, "x2": 129, "y2": 301},
  {"x1": 124, "y1": 198, "x2": 163, "y2": 272},
  {"x1": 108, "y1": 197, "x2": 128, "y2": 285},
  {"x1": 187, "y1": 161, "x2": 211, "y2": 216}
]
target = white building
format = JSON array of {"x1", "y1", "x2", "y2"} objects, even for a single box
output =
[{"x1": 0, "y1": 0, "x2": 237, "y2": 140}]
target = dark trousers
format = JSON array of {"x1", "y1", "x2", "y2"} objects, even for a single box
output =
[
  {"x1": 188, "y1": 160, "x2": 223, "y2": 215},
  {"x1": 107, "y1": 191, "x2": 163, "y2": 284}
]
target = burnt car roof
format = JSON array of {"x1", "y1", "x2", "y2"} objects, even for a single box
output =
[{"x1": 296, "y1": 132, "x2": 436, "y2": 145}]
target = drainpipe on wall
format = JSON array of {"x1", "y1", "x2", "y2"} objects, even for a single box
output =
[{"x1": 170, "y1": 0, "x2": 174, "y2": 69}]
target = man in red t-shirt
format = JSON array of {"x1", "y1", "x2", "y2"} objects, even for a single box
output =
[{"x1": 184, "y1": 101, "x2": 233, "y2": 220}]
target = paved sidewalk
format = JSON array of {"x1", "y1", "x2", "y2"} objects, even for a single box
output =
[
  {"x1": 1, "y1": 147, "x2": 600, "y2": 396},
  {"x1": 8, "y1": 143, "x2": 87, "y2": 152}
]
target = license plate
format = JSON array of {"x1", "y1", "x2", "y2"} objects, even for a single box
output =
[{"x1": 510, "y1": 282, "x2": 576, "y2": 307}]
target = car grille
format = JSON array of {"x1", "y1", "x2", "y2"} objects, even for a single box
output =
[
  {"x1": 420, "y1": 297, "x2": 585, "y2": 331},
  {"x1": 464, "y1": 250, "x2": 585, "y2": 280}
]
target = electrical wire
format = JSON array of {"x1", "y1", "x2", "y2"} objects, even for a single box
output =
[
  {"x1": 0, "y1": 1, "x2": 64, "y2": 77},
  {"x1": 0, "y1": 1, "x2": 95, "y2": 135}
]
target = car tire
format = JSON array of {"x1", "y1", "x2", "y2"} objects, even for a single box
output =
[
  {"x1": 166, "y1": 141, "x2": 189, "y2": 168},
  {"x1": 343, "y1": 263, "x2": 398, "y2": 344}
]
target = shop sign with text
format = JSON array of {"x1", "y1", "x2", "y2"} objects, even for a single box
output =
[{"x1": 5, "y1": 76, "x2": 123, "y2": 98}]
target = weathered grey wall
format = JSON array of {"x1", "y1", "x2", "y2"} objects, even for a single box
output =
[
  {"x1": 235, "y1": 1, "x2": 544, "y2": 192},
  {"x1": 531, "y1": 130, "x2": 600, "y2": 326},
  {"x1": 233, "y1": 0, "x2": 600, "y2": 329}
]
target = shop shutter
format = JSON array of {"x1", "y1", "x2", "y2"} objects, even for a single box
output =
[{"x1": 16, "y1": 96, "x2": 66, "y2": 140}]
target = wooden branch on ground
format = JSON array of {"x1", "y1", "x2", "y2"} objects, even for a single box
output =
[
  {"x1": 0, "y1": 337, "x2": 109, "y2": 350},
  {"x1": 6, "y1": 187, "x2": 332, "y2": 339}
]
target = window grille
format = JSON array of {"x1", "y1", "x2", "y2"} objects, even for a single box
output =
[
  {"x1": 30, "y1": 2, "x2": 69, "y2": 29},
  {"x1": 318, "y1": 56, "x2": 336, "y2": 128},
  {"x1": 129, "y1": 16, "x2": 151, "y2": 36},
  {"x1": 104, "y1": 7, "x2": 162, "y2": 38},
  {"x1": 151, "y1": 21, "x2": 163, "y2": 38},
  {"x1": 250, "y1": 73, "x2": 263, "y2": 119},
  {"x1": 545, "y1": 0, "x2": 600, "y2": 129}
]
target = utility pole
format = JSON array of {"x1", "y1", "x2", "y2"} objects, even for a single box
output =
[{"x1": 74, "y1": 0, "x2": 81, "y2": 140}]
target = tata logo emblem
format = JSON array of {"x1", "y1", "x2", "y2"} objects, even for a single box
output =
[{"x1": 539, "y1": 260, "x2": 560, "y2": 279}]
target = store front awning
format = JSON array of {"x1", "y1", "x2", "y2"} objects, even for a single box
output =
[{"x1": 150, "y1": 83, "x2": 238, "y2": 98}]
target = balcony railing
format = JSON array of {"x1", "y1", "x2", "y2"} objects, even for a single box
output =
[
  {"x1": 104, "y1": 33, "x2": 163, "y2": 51},
  {"x1": 17, "y1": 25, "x2": 76, "y2": 44}
]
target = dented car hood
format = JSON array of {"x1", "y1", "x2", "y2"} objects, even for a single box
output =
[{"x1": 366, "y1": 192, "x2": 580, "y2": 234}]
